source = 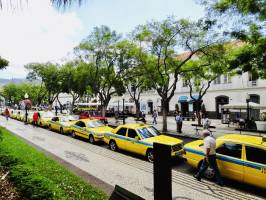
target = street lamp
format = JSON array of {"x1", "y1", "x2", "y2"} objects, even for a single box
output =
[
  {"x1": 24, "y1": 93, "x2": 29, "y2": 124},
  {"x1": 122, "y1": 95, "x2": 125, "y2": 125},
  {"x1": 246, "y1": 93, "x2": 250, "y2": 128}
]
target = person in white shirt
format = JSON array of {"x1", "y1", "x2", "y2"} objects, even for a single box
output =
[
  {"x1": 202, "y1": 115, "x2": 211, "y2": 130},
  {"x1": 175, "y1": 112, "x2": 183, "y2": 133},
  {"x1": 194, "y1": 130, "x2": 223, "y2": 186}
]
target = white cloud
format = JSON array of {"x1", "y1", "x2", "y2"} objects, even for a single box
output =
[{"x1": 0, "y1": 0, "x2": 84, "y2": 78}]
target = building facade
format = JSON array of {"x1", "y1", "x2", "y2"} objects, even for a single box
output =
[{"x1": 108, "y1": 72, "x2": 266, "y2": 119}]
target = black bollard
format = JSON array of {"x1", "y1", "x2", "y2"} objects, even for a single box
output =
[{"x1": 153, "y1": 143, "x2": 172, "y2": 200}]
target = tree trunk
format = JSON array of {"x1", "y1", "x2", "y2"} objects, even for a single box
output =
[
  {"x1": 135, "y1": 100, "x2": 140, "y2": 119},
  {"x1": 101, "y1": 96, "x2": 111, "y2": 117},
  {"x1": 196, "y1": 100, "x2": 202, "y2": 125},
  {"x1": 56, "y1": 96, "x2": 63, "y2": 114},
  {"x1": 101, "y1": 104, "x2": 107, "y2": 117},
  {"x1": 162, "y1": 100, "x2": 169, "y2": 132}
]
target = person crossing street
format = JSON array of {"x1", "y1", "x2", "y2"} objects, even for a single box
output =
[{"x1": 193, "y1": 130, "x2": 223, "y2": 186}]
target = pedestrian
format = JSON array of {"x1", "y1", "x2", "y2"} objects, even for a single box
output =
[
  {"x1": 141, "y1": 111, "x2": 146, "y2": 123},
  {"x1": 175, "y1": 112, "x2": 183, "y2": 133},
  {"x1": 4, "y1": 108, "x2": 10, "y2": 121},
  {"x1": 202, "y1": 115, "x2": 211, "y2": 130},
  {"x1": 32, "y1": 111, "x2": 39, "y2": 127},
  {"x1": 194, "y1": 130, "x2": 223, "y2": 186},
  {"x1": 152, "y1": 110, "x2": 158, "y2": 124}
]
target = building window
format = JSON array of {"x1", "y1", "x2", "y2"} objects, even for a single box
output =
[
  {"x1": 249, "y1": 94, "x2": 260, "y2": 104},
  {"x1": 182, "y1": 80, "x2": 188, "y2": 87},
  {"x1": 228, "y1": 75, "x2": 232, "y2": 83},
  {"x1": 224, "y1": 75, "x2": 227, "y2": 84},
  {"x1": 223, "y1": 74, "x2": 232, "y2": 84},
  {"x1": 248, "y1": 72, "x2": 258, "y2": 81},
  {"x1": 214, "y1": 76, "x2": 221, "y2": 84}
]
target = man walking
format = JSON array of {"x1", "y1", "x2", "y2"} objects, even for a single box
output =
[
  {"x1": 175, "y1": 112, "x2": 183, "y2": 133},
  {"x1": 152, "y1": 110, "x2": 158, "y2": 124},
  {"x1": 194, "y1": 130, "x2": 223, "y2": 186}
]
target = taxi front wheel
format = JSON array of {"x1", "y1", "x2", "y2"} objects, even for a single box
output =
[
  {"x1": 109, "y1": 140, "x2": 117, "y2": 151},
  {"x1": 89, "y1": 135, "x2": 95, "y2": 144},
  {"x1": 71, "y1": 131, "x2": 76, "y2": 138},
  {"x1": 146, "y1": 149, "x2": 154, "y2": 163}
]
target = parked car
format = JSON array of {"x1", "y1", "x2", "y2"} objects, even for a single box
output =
[
  {"x1": 79, "y1": 110, "x2": 107, "y2": 124},
  {"x1": 183, "y1": 134, "x2": 266, "y2": 189},
  {"x1": 70, "y1": 119, "x2": 113, "y2": 144},
  {"x1": 48, "y1": 115, "x2": 78, "y2": 134},
  {"x1": 104, "y1": 124, "x2": 184, "y2": 162},
  {"x1": 38, "y1": 111, "x2": 55, "y2": 127}
]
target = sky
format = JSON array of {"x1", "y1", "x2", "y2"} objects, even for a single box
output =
[{"x1": 0, "y1": 0, "x2": 204, "y2": 79}]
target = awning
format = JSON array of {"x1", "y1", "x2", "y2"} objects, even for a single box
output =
[
  {"x1": 178, "y1": 96, "x2": 188, "y2": 103},
  {"x1": 189, "y1": 95, "x2": 201, "y2": 102},
  {"x1": 222, "y1": 102, "x2": 266, "y2": 110}
]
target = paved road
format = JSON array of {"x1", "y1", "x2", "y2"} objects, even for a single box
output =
[{"x1": 0, "y1": 117, "x2": 265, "y2": 200}]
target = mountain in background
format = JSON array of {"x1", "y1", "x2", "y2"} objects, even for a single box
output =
[{"x1": 0, "y1": 78, "x2": 26, "y2": 86}]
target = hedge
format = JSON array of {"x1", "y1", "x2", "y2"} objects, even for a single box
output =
[{"x1": 0, "y1": 128, "x2": 108, "y2": 200}]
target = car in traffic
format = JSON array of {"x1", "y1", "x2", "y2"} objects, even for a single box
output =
[
  {"x1": 79, "y1": 110, "x2": 107, "y2": 124},
  {"x1": 70, "y1": 119, "x2": 113, "y2": 144},
  {"x1": 183, "y1": 134, "x2": 266, "y2": 189},
  {"x1": 48, "y1": 115, "x2": 79, "y2": 134},
  {"x1": 104, "y1": 124, "x2": 184, "y2": 162}
]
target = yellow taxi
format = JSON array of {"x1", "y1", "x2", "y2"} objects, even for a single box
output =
[
  {"x1": 16, "y1": 111, "x2": 24, "y2": 121},
  {"x1": 38, "y1": 111, "x2": 55, "y2": 127},
  {"x1": 48, "y1": 115, "x2": 78, "y2": 134},
  {"x1": 104, "y1": 124, "x2": 184, "y2": 162},
  {"x1": 183, "y1": 134, "x2": 266, "y2": 189},
  {"x1": 70, "y1": 119, "x2": 114, "y2": 144}
]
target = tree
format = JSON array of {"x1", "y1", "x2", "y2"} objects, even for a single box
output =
[
  {"x1": 59, "y1": 62, "x2": 89, "y2": 113},
  {"x1": 25, "y1": 62, "x2": 61, "y2": 107},
  {"x1": 18, "y1": 83, "x2": 48, "y2": 106},
  {"x1": 203, "y1": 0, "x2": 266, "y2": 78},
  {"x1": 133, "y1": 18, "x2": 214, "y2": 132},
  {"x1": 1, "y1": 83, "x2": 21, "y2": 105},
  {"x1": 183, "y1": 43, "x2": 234, "y2": 124},
  {"x1": 0, "y1": 56, "x2": 8, "y2": 70},
  {"x1": 115, "y1": 40, "x2": 152, "y2": 118},
  {"x1": 75, "y1": 26, "x2": 125, "y2": 116}
]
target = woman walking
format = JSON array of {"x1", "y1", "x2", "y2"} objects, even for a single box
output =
[{"x1": 4, "y1": 108, "x2": 10, "y2": 121}]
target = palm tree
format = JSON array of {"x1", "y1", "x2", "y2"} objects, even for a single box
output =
[{"x1": 0, "y1": 0, "x2": 83, "y2": 9}]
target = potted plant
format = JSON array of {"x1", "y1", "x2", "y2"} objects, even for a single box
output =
[{"x1": 255, "y1": 112, "x2": 266, "y2": 131}]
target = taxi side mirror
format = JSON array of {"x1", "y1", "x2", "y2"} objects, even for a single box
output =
[{"x1": 135, "y1": 136, "x2": 140, "y2": 140}]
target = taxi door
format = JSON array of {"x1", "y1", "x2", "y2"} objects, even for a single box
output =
[
  {"x1": 216, "y1": 142, "x2": 244, "y2": 182},
  {"x1": 74, "y1": 121, "x2": 88, "y2": 139},
  {"x1": 51, "y1": 117, "x2": 60, "y2": 131},
  {"x1": 125, "y1": 129, "x2": 146, "y2": 155},
  {"x1": 243, "y1": 145, "x2": 266, "y2": 189},
  {"x1": 113, "y1": 127, "x2": 127, "y2": 150}
]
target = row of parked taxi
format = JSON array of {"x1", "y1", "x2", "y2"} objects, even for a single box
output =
[{"x1": 5, "y1": 110, "x2": 266, "y2": 190}]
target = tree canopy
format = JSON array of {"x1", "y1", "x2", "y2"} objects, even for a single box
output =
[
  {"x1": 204, "y1": 0, "x2": 266, "y2": 78},
  {"x1": 0, "y1": 56, "x2": 9, "y2": 70}
]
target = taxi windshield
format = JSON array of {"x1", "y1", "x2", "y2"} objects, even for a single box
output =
[
  {"x1": 137, "y1": 126, "x2": 161, "y2": 139},
  {"x1": 61, "y1": 115, "x2": 78, "y2": 122},
  {"x1": 42, "y1": 112, "x2": 55, "y2": 118},
  {"x1": 87, "y1": 121, "x2": 104, "y2": 128},
  {"x1": 89, "y1": 111, "x2": 101, "y2": 116}
]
